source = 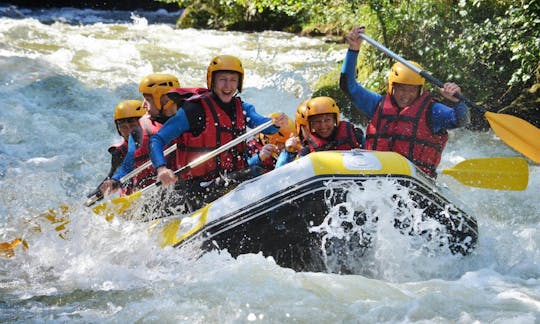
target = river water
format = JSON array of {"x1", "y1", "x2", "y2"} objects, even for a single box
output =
[{"x1": 0, "y1": 7, "x2": 539, "y2": 323}]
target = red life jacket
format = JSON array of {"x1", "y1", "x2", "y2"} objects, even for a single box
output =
[
  {"x1": 246, "y1": 138, "x2": 277, "y2": 173},
  {"x1": 175, "y1": 93, "x2": 248, "y2": 181},
  {"x1": 167, "y1": 87, "x2": 209, "y2": 105},
  {"x1": 365, "y1": 93, "x2": 448, "y2": 177},
  {"x1": 304, "y1": 121, "x2": 363, "y2": 153},
  {"x1": 108, "y1": 140, "x2": 128, "y2": 159}
]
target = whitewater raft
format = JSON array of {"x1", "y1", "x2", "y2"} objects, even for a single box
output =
[{"x1": 152, "y1": 150, "x2": 478, "y2": 273}]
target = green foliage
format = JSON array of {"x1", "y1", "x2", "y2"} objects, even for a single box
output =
[
  {"x1": 158, "y1": 0, "x2": 539, "y2": 124},
  {"x1": 308, "y1": 0, "x2": 538, "y2": 126},
  {"x1": 311, "y1": 64, "x2": 369, "y2": 126},
  {"x1": 162, "y1": 0, "x2": 311, "y2": 31},
  {"x1": 331, "y1": 0, "x2": 539, "y2": 123}
]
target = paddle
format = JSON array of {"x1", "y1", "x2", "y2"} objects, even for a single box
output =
[
  {"x1": 91, "y1": 120, "x2": 275, "y2": 218},
  {"x1": 442, "y1": 157, "x2": 528, "y2": 190},
  {"x1": 0, "y1": 238, "x2": 28, "y2": 259},
  {"x1": 85, "y1": 143, "x2": 178, "y2": 207},
  {"x1": 16, "y1": 143, "x2": 181, "y2": 240},
  {"x1": 358, "y1": 33, "x2": 540, "y2": 163},
  {"x1": 0, "y1": 120, "x2": 275, "y2": 258},
  {"x1": 0, "y1": 153, "x2": 525, "y2": 258}
]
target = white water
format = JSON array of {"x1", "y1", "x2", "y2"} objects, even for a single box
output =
[{"x1": 0, "y1": 7, "x2": 539, "y2": 323}]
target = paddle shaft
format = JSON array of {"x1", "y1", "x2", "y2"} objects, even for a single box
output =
[
  {"x1": 120, "y1": 144, "x2": 177, "y2": 183},
  {"x1": 172, "y1": 120, "x2": 273, "y2": 178},
  {"x1": 359, "y1": 33, "x2": 540, "y2": 163},
  {"x1": 85, "y1": 143, "x2": 179, "y2": 206},
  {"x1": 86, "y1": 120, "x2": 274, "y2": 207},
  {"x1": 111, "y1": 119, "x2": 274, "y2": 196},
  {"x1": 358, "y1": 33, "x2": 486, "y2": 113}
]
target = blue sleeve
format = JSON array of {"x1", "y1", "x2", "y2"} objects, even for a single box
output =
[
  {"x1": 340, "y1": 49, "x2": 383, "y2": 118},
  {"x1": 242, "y1": 101, "x2": 279, "y2": 134},
  {"x1": 274, "y1": 150, "x2": 297, "y2": 169},
  {"x1": 111, "y1": 135, "x2": 136, "y2": 181},
  {"x1": 247, "y1": 153, "x2": 262, "y2": 167},
  {"x1": 150, "y1": 109, "x2": 190, "y2": 168},
  {"x1": 431, "y1": 101, "x2": 470, "y2": 133}
]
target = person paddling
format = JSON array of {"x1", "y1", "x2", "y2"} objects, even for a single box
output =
[
  {"x1": 87, "y1": 100, "x2": 145, "y2": 198},
  {"x1": 149, "y1": 54, "x2": 288, "y2": 211},
  {"x1": 99, "y1": 74, "x2": 180, "y2": 195},
  {"x1": 340, "y1": 26, "x2": 470, "y2": 177}
]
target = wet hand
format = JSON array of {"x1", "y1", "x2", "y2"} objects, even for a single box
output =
[
  {"x1": 345, "y1": 25, "x2": 365, "y2": 51},
  {"x1": 440, "y1": 82, "x2": 461, "y2": 103},
  {"x1": 285, "y1": 136, "x2": 302, "y2": 153},
  {"x1": 157, "y1": 166, "x2": 177, "y2": 186},
  {"x1": 272, "y1": 112, "x2": 288, "y2": 129},
  {"x1": 99, "y1": 179, "x2": 119, "y2": 195},
  {"x1": 259, "y1": 144, "x2": 279, "y2": 161}
]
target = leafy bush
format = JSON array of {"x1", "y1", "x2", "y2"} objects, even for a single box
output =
[
  {"x1": 161, "y1": 0, "x2": 310, "y2": 31},
  {"x1": 159, "y1": 0, "x2": 539, "y2": 126}
]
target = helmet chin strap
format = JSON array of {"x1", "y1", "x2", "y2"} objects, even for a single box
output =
[
  {"x1": 154, "y1": 99, "x2": 175, "y2": 123},
  {"x1": 161, "y1": 99, "x2": 175, "y2": 112}
]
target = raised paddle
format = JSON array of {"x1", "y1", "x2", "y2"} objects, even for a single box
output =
[
  {"x1": 358, "y1": 33, "x2": 540, "y2": 163},
  {"x1": 442, "y1": 157, "x2": 528, "y2": 191},
  {"x1": 90, "y1": 120, "x2": 275, "y2": 218}
]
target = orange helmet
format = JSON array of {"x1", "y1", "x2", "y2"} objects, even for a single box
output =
[
  {"x1": 260, "y1": 113, "x2": 296, "y2": 145},
  {"x1": 138, "y1": 73, "x2": 180, "y2": 111},
  {"x1": 295, "y1": 100, "x2": 309, "y2": 136},
  {"x1": 305, "y1": 96, "x2": 340, "y2": 130},
  {"x1": 206, "y1": 55, "x2": 244, "y2": 92},
  {"x1": 388, "y1": 61, "x2": 425, "y2": 94}
]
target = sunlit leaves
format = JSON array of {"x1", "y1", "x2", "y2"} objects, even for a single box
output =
[{"x1": 159, "y1": 0, "x2": 537, "y2": 113}]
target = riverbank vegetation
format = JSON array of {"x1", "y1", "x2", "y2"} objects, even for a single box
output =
[{"x1": 159, "y1": 0, "x2": 539, "y2": 128}]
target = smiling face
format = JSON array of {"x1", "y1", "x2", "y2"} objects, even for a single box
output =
[
  {"x1": 391, "y1": 83, "x2": 422, "y2": 109},
  {"x1": 308, "y1": 113, "x2": 336, "y2": 139},
  {"x1": 212, "y1": 71, "x2": 240, "y2": 103}
]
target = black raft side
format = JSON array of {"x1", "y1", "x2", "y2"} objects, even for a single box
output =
[{"x1": 175, "y1": 174, "x2": 478, "y2": 273}]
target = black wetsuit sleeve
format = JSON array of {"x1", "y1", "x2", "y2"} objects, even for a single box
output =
[
  {"x1": 107, "y1": 149, "x2": 124, "y2": 179},
  {"x1": 354, "y1": 127, "x2": 365, "y2": 148},
  {"x1": 181, "y1": 101, "x2": 206, "y2": 136}
]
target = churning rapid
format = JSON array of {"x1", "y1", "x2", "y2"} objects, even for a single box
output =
[{"x1": 0, "y1": 7, "x2": 539, "y2": 323}]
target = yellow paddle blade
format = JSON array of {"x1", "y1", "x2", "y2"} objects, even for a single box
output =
[
  {"x1": 92, "y1": 191, "x2": 142, "y2": 221},
  {"x1": 37, "y1": 205, "x2": 71, "y2": 237},
  {"x1": 485, "y1": 112, "x2": 540, "y2": 163},
  {"x1": 0, "y1": 238, "x2": 28, "y2": 258},
  {"x1": 442, "y1": 157, "x2": 528, "y2": 190}
]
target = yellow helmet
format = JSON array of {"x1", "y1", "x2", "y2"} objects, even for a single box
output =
[
  {"x1": 114, "y1": 100, "x2": 144, "y2": 136},
  {"x1": 305, "y1": 96, "x2": 340, "y2": 128},
  {"x1": 388, "y1": 61, "x2": 425, "y2": 94},
  {"x1": 138, "y1": 73, "x2": 180, "y2": 110},
  {"x1": 206, "y1": 55, "x2": 244, "y2": 92},
  {"x1": 260, "y1": 113, "x2": 296, "y2": 145},
  {"x1": 295, "y1": 100, "x2": 309, "y2": 136},
  {"x1": 114, "y1": 100, "x2": 145, "y2": 121}
]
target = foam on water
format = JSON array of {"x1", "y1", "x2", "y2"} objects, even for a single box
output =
[{"x1": 1, "y1": 8, "x2": 539, "y2": 322}]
